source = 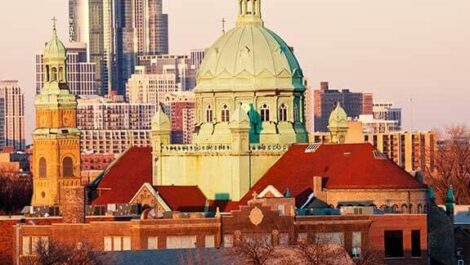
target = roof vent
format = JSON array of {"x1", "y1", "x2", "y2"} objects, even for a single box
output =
[
  {"x1": 373, "y1": 150, "x2": 387, "y2": 160},
  {"x1": 305, "y1": 143, "x2": 322, "y2": 153}
]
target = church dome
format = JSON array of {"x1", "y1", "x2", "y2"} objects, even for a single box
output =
[
  {"x1": 328, "y1": 102, "x2": 349, "y2": 129},
  {"x1": 44, "y1": 21, "x2": 66, "y2": 60},
  {"x1": 196, "y1": 0, "x2": 304, "y2": 92}
]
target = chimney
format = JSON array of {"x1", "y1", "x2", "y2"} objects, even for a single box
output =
[
  {"x1": 60, "y1": 186, "x2": 86, "y2": 224},
  {"x1": 320, "y1": 82, "x2": 329, "y2": 91},
  {"x1": 313, "y1": 176, "x2": 327, "y2": 202}
]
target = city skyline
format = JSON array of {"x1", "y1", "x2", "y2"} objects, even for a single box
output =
[{"x1": 1, "y1": 0, "x2": 470, "y2": 144}]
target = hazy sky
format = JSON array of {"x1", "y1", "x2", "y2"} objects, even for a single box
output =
[{"x1": 1, "y1": 0, "x2": 469, "y2": 143}]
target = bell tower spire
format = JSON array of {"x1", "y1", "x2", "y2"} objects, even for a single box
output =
[{"x1": 237, "y1": 0, "x2": 264, "y2": 27}]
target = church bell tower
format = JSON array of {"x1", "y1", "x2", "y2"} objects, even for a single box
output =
[{"x1": 31, "y1": 19, "x2": 81, "y2": 206}]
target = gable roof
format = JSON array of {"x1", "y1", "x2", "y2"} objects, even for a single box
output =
[
  {"x1": 226, "y1": 143, "x2": 426, "y2": 211},
  {"x1": 90, "y1": 147, "x2": 208, "y2": 212},
  {"x1": 91, "y1": 147, "x2": 153, "y2": 205},
  {"x1": 156, "y1": 186, "x2": 207, "y2": 212}
]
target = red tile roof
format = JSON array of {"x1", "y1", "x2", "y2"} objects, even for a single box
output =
[
  {"x1": 91, "y1": 147, "x2": 208, "y2": 212},
  {"x1": 156, "y1": 186, "x2": 207, "y2": 212},
  {"x1": 225, "y1": 143, "x2": 426, "y2": 211},
  {"x1": 91, "y1": 147, "x2": 153, "y2": 205}
]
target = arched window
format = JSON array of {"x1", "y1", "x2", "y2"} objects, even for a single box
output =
[
  {"x1": 51, "y1": 67, "x2": 58, "y2": 81},
  {"x1": 63, "y1": 157, "x2": 74, "y2": 177},
  {"x1": 260, "y1": 104, "x2": 270, "y2": 122},
  {"x1": 206, "y1": 105, "x2": 213, "y2": 122},
  {"x1": 401, "y1": 204, "x2": 408, "y2": 214},
  {"x1": 279, "y1": 104, "x2": 288, "y2": 122},
  {"x1": 59, "y1": 67, "x2": 64, "y2": 82},
  {"x1": 417, "y1": 204, "x2": 422, "y2": 213},
  {"x1": 39, "y1": 157, "x2": 47, "y2": 178},
  {"x1": 46, "y1": 65, "x2": 50, "y2": 81},
  {"x1": 221, "y1": 104, "x2": 230, "y2": 122}
]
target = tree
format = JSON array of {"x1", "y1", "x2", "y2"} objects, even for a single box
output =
[
  {"x1": 0, "y1": 172, "x2": 32, "y2": 215},
  {"x1": 22, "y1": 239, "x2": 107, "y2": 265},
  {"x1": 425, "y1": 125, "x2": 470, "y2": 204},
  {"x1": 352, "y1": 247, "x2": 384, "y2": 265},
  {"x1": 226, "y1": 234, "x2": 276, "y2": 265},
  {"x1": 291, "y1": 239, "x2": 352, "y2": 265}
]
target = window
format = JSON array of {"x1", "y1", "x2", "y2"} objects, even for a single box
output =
[
  {"x1": 297, "y1": 233, "x2": 307, "y2": 243},
  {"x1": 352, "y1": 232, "x2": 362, "y2": 258},
  {"x1": 411, "y1": 230, "x2": 421, "y2": 257},
  {"x1": 206, "y1": 105, "x2": 213, "y2": 122},
  {"x1": 224, "y1": 234, "x2": 234, "y2": 247},
  {"x1": 384, "y1": 230, "x2": 403, "y2": 257},
  {"x1": 221, "y1": 104, "x2": 230, "y2": 122},
  {"x1": 417, "y1": 204, "x2": 423, "y2": 213},
  {"x1": 167, "y1": 236, "x2": 197, "y2": 249},
  {"x1": 63, "y1": 157, "x2": 74, "y2": 177},
  {"x1": 279, "y1": 233, "x2": 289, "y2": 246},
  {"x1": 279, "y1": 104, "x2": 287, "y2": 122},
  {"x1": 147, "y1": 237, "x2": 158, "y2": 249},
  {"x1": 316, "y1": 232, "x2": 344, "y2": 246},
  {"x1": 39, "y1": 158, "x2": 47, "y2": 178},
  {"x1": 22, "y1": 236, "x2": 48, "y2": 256},
  {"x1": 205, "y1": 235, "x2": 215, "y2": 248},
  {"x1": 51, "y1": 67, "x2": 58, "y2": 81},
  {"x1": 260, "y1": 104, "x2": 270, "y2": 122},
  {"x1": 104, "y1": 236, "x2": 131, "y2": 251}
]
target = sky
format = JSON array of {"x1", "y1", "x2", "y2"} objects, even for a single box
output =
[{"x1": 0, "y1": 0, "x2": 469, "y2": 143}]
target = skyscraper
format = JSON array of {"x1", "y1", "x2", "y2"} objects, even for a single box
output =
[
  {"x1": 68, "y1": 0, "x2": 89, "y2": 43},
  {"x1": 36, "y1": 43, "x2": 98, "y2": 96},
  {"x1": 0, "y1": 81, "x2": 25, "y2": 151},
  {"x1": 69, "y1": 0, "x2": 169, "y2": 97}
]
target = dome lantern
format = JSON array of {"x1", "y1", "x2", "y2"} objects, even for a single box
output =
[{"x1": 237, "y1": 0, "x2": 263, "y2": 27}]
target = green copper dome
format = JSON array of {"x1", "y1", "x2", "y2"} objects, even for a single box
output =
[
  {"x1": 44, "y1": 22, "x2": 66, "y2": 60},
  {"x1": 328, "y1": 102, "x2": 349, "y2": 129},
  {"x1": 196, "y1": 1, "x2": 304, "y2": 92}
]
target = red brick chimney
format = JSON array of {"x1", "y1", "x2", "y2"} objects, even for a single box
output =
[
  {"x1": 60, "y1": 186, "x2": 85, "y2": 224},
  {"x1": 320, "y1": 82, "x2": 329, "y2": 91},
  {"x1": 313, "y1": 176, "x2": 327, "y2": 202}
]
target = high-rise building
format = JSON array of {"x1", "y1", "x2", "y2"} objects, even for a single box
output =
[
  {"x1": 162, "y1": 91, "x2": 195, "y2": 144},
  {"x1": 68, "y1": 0, "x2": 89, "y2": 43},
  {"x1": 70, "y1": 0, "x2": 169, "y2": 96},
  {"x1": 313, "y1": 81, "x2": 373, "y2": 132},
  {"x1": 32, "y1": 25, "x2": 81, "y2": 206},
  {"x1": 77, "y1": 95, "x2": 155, "y2": 154},
  {"x1": 127, "y1": 54, "x2": 199, "y2": 105},
  {"x1": 0, "y1": 81, "x2": 25, "y2": 150},
  {"x1": 36, "y1": 43, "x2": 98, "y2": 96},
  {"x1": 373, "y1": 102, "x2": 402, "y2": 129}
]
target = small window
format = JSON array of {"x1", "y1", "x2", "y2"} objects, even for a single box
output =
[
  {"x1": 260, "y1": 104, "x2": 270, "y2": 122},
  {"x1": 221, "y1": 104, "x2": 230, "y2": 122},
  {"x1": 384, "y1": 230, "x2": 403, "y2": 257},
  {"x1": 279, "y1": 104, "x2": 288, "y2": 122},
  {"x1": 206, "y1": 105, "x2": 213, "y2": 122},
  {"x1": 63, "y1": 157, "x2": 74, "y2": 177},
  {"x1": 148, "y1": 237, "x2": 158, "y2": 250},
  {"x1": 51, "y1": 67, "x2": 58, "y2": 81},
  {"x1": 411, "y1": 230, "x2": 421, "y2": 257},
  {"x1": 205, "y1": 235, "x2": 215, "y2": 248},
  {"x1": 39, "y1": 157, "x2": 47, "y2": 178}
]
